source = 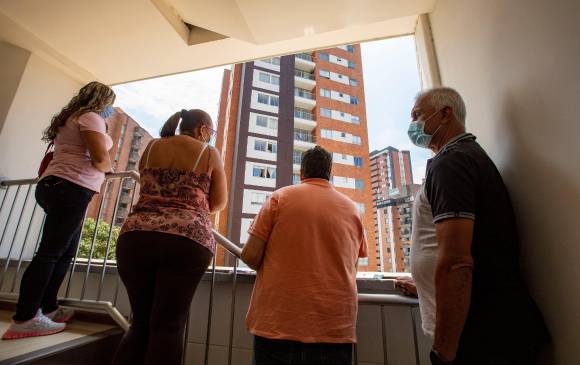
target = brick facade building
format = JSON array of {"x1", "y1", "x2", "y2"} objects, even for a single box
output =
[
  {"x1": 86, "y1": 108, "x2": 153, "y2": 226},
  {"x1": 370, "y1": 147, "x2": 419, "y2": 272},
  {"x1": 214, "y1": 45, "x2": 378, "y2": 271}
]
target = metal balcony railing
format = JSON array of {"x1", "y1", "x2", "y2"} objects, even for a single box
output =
[
  {"x1": 294, "y1": 88, "x2": 315, "y2": 100},
  {"x1": 294, "y1": 129, "x2": 316, "y2": 143},
  {"x1": 0, "y1": 171, "x2": 421, "y2": 365},
  {"x1": 294, "y1": 69, "x2": 315, "y2": 80},
  {"x1": 295, "y1": 53, "x2": 314, "y2": 62},
  {"x1": 294, "y1": 108, "x2": 315, "y2": 121}
]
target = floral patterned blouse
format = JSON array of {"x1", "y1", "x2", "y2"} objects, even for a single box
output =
[{"x1": 120, "y1": 166, "x2": 216, "y2": 254}]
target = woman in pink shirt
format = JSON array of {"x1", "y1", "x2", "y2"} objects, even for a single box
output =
[{"x1": 2, "y1": 82, "x2": 115, "y2": 340}]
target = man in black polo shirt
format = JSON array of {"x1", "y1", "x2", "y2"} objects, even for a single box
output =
[{"x1": 408, "y1": 87, "x2": 549, "y2": 364}]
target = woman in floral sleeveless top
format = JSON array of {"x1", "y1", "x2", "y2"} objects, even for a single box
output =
[{"x1": 112, "y1": 109, "x2": 227, "y2": 365}]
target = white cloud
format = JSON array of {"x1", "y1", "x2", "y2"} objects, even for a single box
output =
[{"x1": 112, "y1": 66, "x2": 230, "y2": 137}]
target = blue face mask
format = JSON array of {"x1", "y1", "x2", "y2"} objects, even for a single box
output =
[
  {"x1": 99, "y1": 105, "x2": 114, "y2": 119},
  {"x1": 407, "y1": 109, "x2": 442, "y2": 148}
]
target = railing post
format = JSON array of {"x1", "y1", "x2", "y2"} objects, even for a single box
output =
[
  {"x1": 0, "y1": 185, "x2": 31, "y2": 290},
  {"x1": 204, "y1": 255, "x2": 217, "y2": 365}
]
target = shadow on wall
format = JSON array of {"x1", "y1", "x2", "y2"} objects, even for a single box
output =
[{"x1": 498, "y1": 90, "x2": 580, "y2": 364}]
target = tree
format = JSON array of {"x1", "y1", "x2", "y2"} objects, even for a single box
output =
[{"x1": 78, "y1": 218, "x2": 120, "y2": 261}]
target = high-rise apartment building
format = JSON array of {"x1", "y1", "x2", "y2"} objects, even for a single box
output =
[
  {"x1": 215, "y1": 45, "x2": 378, "y2": 271},
  {"x1": 86, "y1": 108, "x2": 153, "y2": 226},
  {"x1": 370, "y1": 147, "x2": 419, "y2": 272}
]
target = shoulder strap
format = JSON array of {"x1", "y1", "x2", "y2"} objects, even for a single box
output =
[
  {"x1": 192, "y1": 143, "x2": 209, "y2": 172},
  {"x1": 144, "y1": 139, "x2": 159, "y2": 168}
]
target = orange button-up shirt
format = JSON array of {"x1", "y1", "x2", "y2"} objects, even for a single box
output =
[{"x1": 246, "y1": 178, "x2": 368, "y2": 343}]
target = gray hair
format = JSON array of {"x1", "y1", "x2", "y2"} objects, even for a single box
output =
[{"x1": 416, "y1": 87, "x2": 466, "y2": 125}]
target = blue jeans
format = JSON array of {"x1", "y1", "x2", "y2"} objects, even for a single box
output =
[
  {"x1": 254, "y1": 336, "x2": 352, "y2": 365},
  {"x1": 14, "y1": 176, "x2": 94, "y2": 321}
]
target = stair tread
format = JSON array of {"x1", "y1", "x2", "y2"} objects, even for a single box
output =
[{"x1": 0, "y1": 310, "x2": 119, "y2": 364}]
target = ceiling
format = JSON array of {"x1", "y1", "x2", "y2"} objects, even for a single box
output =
[{"x1": 0, "y1": 0, "x2": 435, "y2": 85}]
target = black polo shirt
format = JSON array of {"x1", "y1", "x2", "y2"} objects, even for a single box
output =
[{"x1": 425, "y1": 133, "x2": 548, "y2": 345}]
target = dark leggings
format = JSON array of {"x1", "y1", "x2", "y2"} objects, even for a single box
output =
[
  {"x1": 15, "y1": 176, "x2": 94, "y2": 321},
  {"x1": 112, "y1": 230, "x2": 213, "y2": 365}
]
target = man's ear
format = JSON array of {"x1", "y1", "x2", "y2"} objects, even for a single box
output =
[{"x1": 441, "y1": 106, "x2": 453, "y2": 122}]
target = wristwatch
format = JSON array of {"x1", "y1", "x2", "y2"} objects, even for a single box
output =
[{"x1": 429, "y1": 349, "x2": 454, "y2": 365}]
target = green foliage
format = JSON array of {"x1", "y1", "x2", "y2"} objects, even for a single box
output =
[{"x1": 78, "y1": 218, "x2": 120, "y2": 260}]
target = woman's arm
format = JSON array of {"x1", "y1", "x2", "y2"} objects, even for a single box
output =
[
  {"x1": 208, "y1": 146, "x2": 228, "y2": 213},
  {"x1": 80, "y1": 130, "x2": 112, "y2": 173}
]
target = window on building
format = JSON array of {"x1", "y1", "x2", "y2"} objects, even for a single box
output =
[
  {"x1": 351, "y1": 115, "x2": 360, "y2": 124},
  {"x1": 349, "y1": 78, "x2": 358, "y2": 86},
  {"x1": 318, "y1": 52, "x2": 329, "y2": 61},
  {"x1": 320, "y1": 88, "x2": 331, "y2": 98},
  {"x1": 348, "y1": 60, "x2": 356, "y2": 69},
  {"x1": 356, "y1": 202, "x2": 365, "y2": 214},
  {"x1": 254, "y1": 139, "x2": 277, "y2": 153},
  {"x1": 320, "y1": 108, "x2": 332, "y2": 118},
  {"x1": 350, "y1": 96, "x2": 359, "y2": 105},
  {"x1": 257, "y1": 93, "x2": 279, "y2": 107},
  {"x1": 252, "y1": 166, "x2": 277, "y2": 179},
  {"x1": 321, "y1": 129, "x2": 332, "y2": 139},
  {"x1": 258, "y1": 72, "x2": 279, "y2": 85},
  {"x1": 251, "y1": 192, "x2": 270, "y2": 205},
  {"x1": 352, "y1": 135, "x2": 362, "y2": 145},
  {"x1": 255, "y1": 115, "x2": 278, "y2": 129},
  {"x1": 292, "y1": 174, "x2": 300, "y2": 185},
  {"x1": 260, "y1": 57, "x2": 281, "y2": 65},
  {"x1": 354, "y1": 157, "x2": 363, "y2": 167},
  {"x1": 346, "y1": 45, "x2": 355, "y2": 53},
  {"x1": 319, "y1": 70, "x2": 330, "y2": 79},
  {"x1": 256, "y1": 115, "x2": 268, "y2": 127},
  {"x1": 341, "y1": 132, "x2": 346, "y2": 138}
]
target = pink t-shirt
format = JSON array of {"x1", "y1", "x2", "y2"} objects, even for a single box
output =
[
  {"x1": 246, "y1": 178, "x2": 368, "y2": 343},
  {"x1": 41, "y1": 112, "x2": 113, "y2": 192}
]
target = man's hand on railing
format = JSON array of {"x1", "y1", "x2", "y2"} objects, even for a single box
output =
[{"x1": 394, "y1": 276, "x2": 418, "y2": 298}]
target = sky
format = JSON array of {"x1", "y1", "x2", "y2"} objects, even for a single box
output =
[
  {"x1": 112, "y1": 36, "x2": 430, "y2": 184},
  {"x1": 361, "y1": 36, "x2": 431, "y2": 183}
]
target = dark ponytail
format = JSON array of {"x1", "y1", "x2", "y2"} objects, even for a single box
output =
[
  {"x1": 159, "y1": 109, "x2": 212, "y2": 138},
  {"x1": 159, "y1": 111, "x2": 182, "y2": 137}
]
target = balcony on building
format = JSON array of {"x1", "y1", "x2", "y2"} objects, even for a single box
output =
[
  {"x1": 294, "y1": 53, "x2": 315, "y2": 72},
  {"x1": 293, "y1": 150, "x2": 302, "y2": 172},
  {"x1": 128, "y1": 151, "x2": 140, "y2": 163},
  {"x1": 294, "y1": 108, "x2": 317, "y2": 131},
  {"x1": 294, "y1": 87, "x2": 316, "y2": 109},
  {"x1": 293, "y1": 128, "x2": 316, "y2": 150},
  {"x1": 294, "y1": 69, "x2": 316, "y2": 90}
]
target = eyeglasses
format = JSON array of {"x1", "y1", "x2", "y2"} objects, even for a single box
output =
[{"x1": 205, "y1": 126, "x2": 217, "y2": 136}]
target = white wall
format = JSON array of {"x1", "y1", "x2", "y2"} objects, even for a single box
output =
[
  {"x1": 0, "y1": 52, "x2": 82, "y2": 180},
  {"x1": 429, "y1": 0, "x2": 580, "y2": 362}
]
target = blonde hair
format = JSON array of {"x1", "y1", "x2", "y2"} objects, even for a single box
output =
[{"x1": 42, "y1": 81, "x2": 116, "y2": 142}]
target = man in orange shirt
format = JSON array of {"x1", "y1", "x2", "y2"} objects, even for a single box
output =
[{"x1": 241, "y1": 146, "x2": 367, "y2": 365}]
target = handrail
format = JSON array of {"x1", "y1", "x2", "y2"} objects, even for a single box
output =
[{"x1": 1, "y1": 172, "x2": 417, "y2": 308}]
